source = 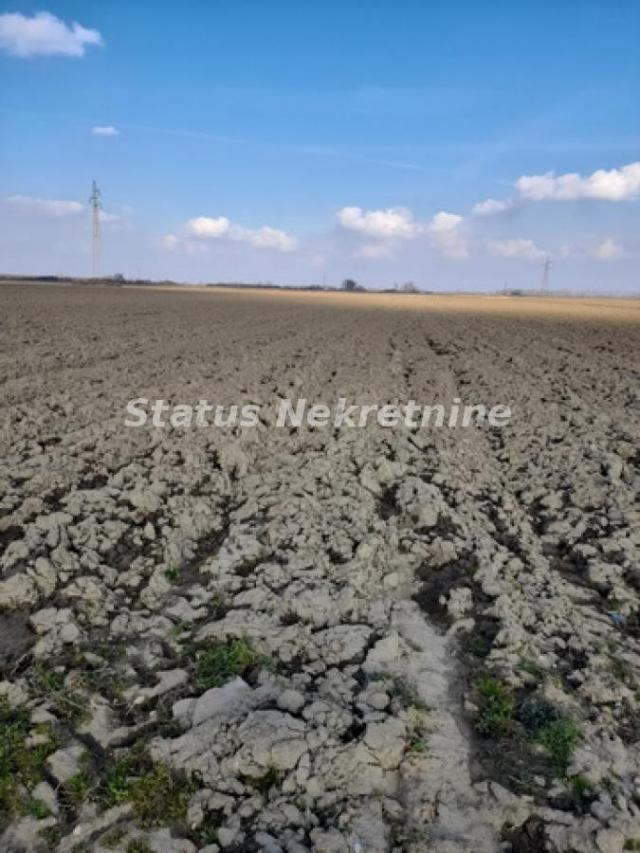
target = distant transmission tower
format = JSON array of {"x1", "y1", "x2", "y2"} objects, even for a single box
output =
[
  {"x1": 89, "y1": 180, "x2": 102, "y2": 278},
  {"x1": 540, "y1": 256, "x2": 551, "y2": 294}
]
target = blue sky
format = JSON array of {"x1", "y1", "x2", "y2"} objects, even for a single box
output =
[{"x1": 0, "y1": 1, "x2": 638, "y2": 290}]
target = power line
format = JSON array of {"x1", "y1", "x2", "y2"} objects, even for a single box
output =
[{"x1": 89, "y1": 180, "x2": 102, "y2": 278}]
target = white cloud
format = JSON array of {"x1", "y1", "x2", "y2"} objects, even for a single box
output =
[
  {"x1": 426, "y1": 211, "x2": 468, "y2": 259},
  {"x1": 6, "y1": 195, "x2": 83, "y2": 217},
  {"x1": 161, "y1": 234, "x2": 180, "y2": 251},
  {"x1": 488, "y1": 238, "x2": 545, "y2": 260},
  {"x1": 472, "y1": 197, "x2": 513, "y2": 216},
  {"x1": 338, "y1": 205, "x2": 467, "y2": 259},
  {"x1": 243, "y1": 225, "x2": 296, "y2": 252},
  {"x1": 337, "y1": 206, "x2": 420, "y2": 239},
  {"x1": 516, "y1": 161, "x2": 640, "y2": 202},
  {"x1": 99, "y1": 210, "x2": 121, "y2": 224},
  {"x1": 92, "y1": 126, "x2": 119, "y2": 137},
  {"x1": 593, "y1": 237, "x2": 623, "y2": 260},
  {"x1": 160, "y1": 233, "x2": 204, "y2": 254},
  {"x1": 356, "y1": 243, "x2": 394, "y2": 259},
  {"x1": 179, "y1": 215, "x2": 297, "y2": 252},
  {"x1": 187, "y1": 216, "x2": 231, "y2": 239},
  {"x1": 0, "y1": 11, "x2": 102, "y2": 58}
]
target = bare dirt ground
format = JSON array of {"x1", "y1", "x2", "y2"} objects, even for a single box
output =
[{"x1": 1, "y1": 281, "x2": 639, "y2": 852}]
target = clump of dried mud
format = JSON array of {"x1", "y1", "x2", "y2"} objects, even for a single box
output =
[{"x1": 1, "y1": 282, "x2": 639, "y2": 852}]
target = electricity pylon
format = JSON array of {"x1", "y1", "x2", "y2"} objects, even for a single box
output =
[
  {"x1": 540, "y1": 256, "x2": 551, "y2": 294},
  {"x1": 89, "y1": 180, "x2": 102, "y2": 278}
]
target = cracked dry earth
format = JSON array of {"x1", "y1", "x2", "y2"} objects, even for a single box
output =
[{"x1": 1, "y1": 283, "x2": 640, "y2": 853}]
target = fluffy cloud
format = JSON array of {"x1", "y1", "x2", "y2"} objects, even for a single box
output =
[
  {"x1": 472, "y1": 198, "x2": 513, "y2": 216},
  {"x1": 0, "y1": 11, "x2": 102, "y2": 58},
  {"x1": 338, "y1": 205, "x2": 467, "y2": 259},
  {"x1": 6, "y1": 195, "x2": 83, "y2": 217},
  {"x1": 161, "y1": 233, "x2": 204, "y2": 254},
  {"x1": 356, "y1": 243, "x2": 394, "y2": 259},
  {"x1": 426, "y1": 211, "x2": 468, "y2": 259},
  {"x1": 337, "y1": 206, "x2": 420, "y2": 240},
  {"x1": 516, "y1": 161, "x2": 640, "y2": 202},
  {"x1": 593, "y1": 237, "x2": 623, "y2": 260},
  {"x1": 92, "y1": 126, "x2": 119, "y2": 137},
  {"x1": 488, "y1": 238, "x2": 545, "y2": 260},
  {"x1": 170, "y1": 215, "x2": 297, "y2": 252},
  {"x1": 186, "y1": 216, "x2": 231, "y2": 239}
]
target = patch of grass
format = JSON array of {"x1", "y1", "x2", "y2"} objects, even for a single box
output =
[
  {"x1": 27, "y1": 797, "x2": 51, "y2": 819},
  {"x1": 63, "y1": 770, "x2": 92, "y2": 808},
  {"x1": 170, "y1": 620, "x2": 192, "y2": 638},
  {"x1": 611, "y1": 655, "x2": 636, "y2": 686},
  {"x1": 568, "y1": 774, "x2": 595, "y2": 812},
  {"x1": 210, "y1": 592, "x2": 230, "y2": 619},
  {"x1": 536, "y1": 717, "x2": 582, "y2": 775},
  {"x1": 164, "y1": 567, "x2": 182, "y2": 584},
  {"x1": 474, "y1": 676, "x2": 515, "y2": 737},
  {"x1": 407, "y1": 733, "x2": 427, "y2": 753},
  {"x1": 30, "y1": 665, "x2": 88, "y2": 725},
  {"x1": 0, "y1": 700, "x2": 58, "y2": 827},
  {"x1": 248, "y1": 766, "x2": 281, "y2": 794},
  {"x1": 624, "y1": 840, "x2": 640, "y2": 851},
  {"x1": 190, "y1": 810, "x2": 223, "y2": 846},
  {"x1": 519, "y1": 656, "x2": 543, "y2": 680},
  {"x1": 390, "y1": 678, "x2": 428, "y2": 712},
  {"x1": 98, "y1": 747, "x2": 195, "y2": 828},
  {"x1": 38, "y1": 824, "x2": 64, "y2": 847},
  {"x1": 100, "y1": 826, "x2": 127, "y2": 848},
  {"x1": 516, "y1": 695, "x2": 560, "y2": 735},
  {"x1": 126, "y1": 840, "x2": 153, "y2": 853},
  {"x1": 129, "y1": 763, "x2": 194, "y2": 827},
  {"x1": 193, "y1": 638, "x2": 266, "y2": 691}
]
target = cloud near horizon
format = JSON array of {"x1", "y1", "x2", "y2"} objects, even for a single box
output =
[
  {"x1": 5, "y1": 195, "x2": 84, "y2": 217},
  {"x1": 488, "y1": 238, "x2": 546, "y2": 260},
  {"x1": 593, "y1": 237, "x2": 623, "y2": 260},
  {"x1": 517, "y1": 161, "x2": 640, "y2": 202},
  {"x1": 0, "y1": 11, "x2": 102, "y2": 58},
  {"x1": 471, "y1": 161, "x2": 640, "y2": 218},
  {"x1": 165, "y1": 215, "x2": 297, "y2": 253},
  {"x1": 337, "y1": 205, "x2": 467, "y2": 259}
]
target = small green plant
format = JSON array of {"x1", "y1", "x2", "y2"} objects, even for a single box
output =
[
  {"x1": 249, "y1": 766, "x2": 281, "y2": 794},
  {"x1": 38, "y1": 824, "x2": 64, "y2": 847},
  {"x1": 474, "y1": 676, "x2": 515, "y2": 737},
  {"x1": 193, "y1": 638, "x2": 264, "y2": 690},
  {"x1": 611, "y1": 655, "x2": 635, "y2": 686},
  {"x1": 569, "y1": 773, "x2": 595, "y2": 811},
  {"x1": 390, "y1": 678, "x2": 428, "y2": 712},
  {"x1": 129, "y1": 763, "x2": 194, "y2": 827},
  {"x1": 536, "y1": 717, "x2": 582, "y2": 774},
  {"x1": 164, "y1": 566, "x2": 182, "y2": 583},
  {"x1": 517, "y1": 695, "x2": 559, "y2": 735},
  {"x1": 26, "y1": 797, "x2": 51, "y2": 819},
  {"x1": 191, "y1": 809, "x2": 223, "y2": 846},
  {"x1": 98, "y1": 747, "x2": 194, "y2": 828},
  {"x1": 30, "y1": 665, "x2": 88, "y2": 725},
  {"x1": 126, "y1": 839, "x2": 153, "y2": 853},
  {"x1": 63, "y1": 770, "x2": 92, "y2": 808},
  {"x1": 624, "y1": 840, "x2": 640, "y2": 851},
  {"x1": 234, "y1": 553, "x2": 267, "y2": 577},
  {"x1": 100, "y1": 827, "x2": 127, "y2": 848},
  {"x1": 408, "y1": 733, "x2": 427, "y2": 753},
  {"x1": 519, "y1": 657, "x2": 543, "y2": 680},
  {"x1": 0, "y1": 701, "x2": 58, "y2": 827}
]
